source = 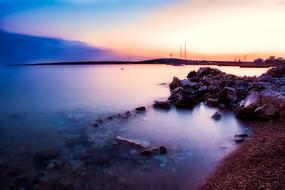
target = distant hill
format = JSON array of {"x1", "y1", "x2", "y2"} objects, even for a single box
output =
[{"x1": 0, "y1": 29, "x2": 119, "y2": 64}]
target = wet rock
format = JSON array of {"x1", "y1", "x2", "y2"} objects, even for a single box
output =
[
  {"x1": 159, "y1": 82, "x2": 167, "y2": 86},
  {"x1": 159, "y1": 146, "x2": 168, "y2": 154},
  {"x1": 153, "y1": 101, "x2": 171, "y2": 110},
  {"x1": 235, "y1": 91, "x2": 260, "y2": 119},
  {"x1": 166, "y1": 66, "x2": 285, "y2": 120},
  {"x1": 122, "y1": 111, "x2": 132, "y2": 118},
  {"x1": 236, "y1": 89, "x2": 285, "y2": 119},
  {"x1": 196, "y1": 67, "x2": 223, "y2": 78},
  {"x1": 205, "y1": 98, "x2": 219, "y2": 107},
  {"x1": 34, "y1": 148, "x2": 60, "y2": 161},
  {"x1": 235, "y1": 137, "x2": 245, "y2": 144},
  {"x1": 135, "y1": 106, "x2": 146, "y2": 112},
  {"x1": 187, "y1": 70, "x2": 197, "y2": 79},
  {"x1": 169, "y1": 77, "x2": 181, "y2": 91},
  {"x1": 140, "y1": 146, "x2": 168, "y2": 157},
  {"x1": 235, "y1": 133, "x2": 249, "y2": 138},
  {"x1": 212, "y1": 112, "x2": 221, "y2": 120},
  {"x1": 114, "y1": 136, "x2": 146, "y2": 150}
]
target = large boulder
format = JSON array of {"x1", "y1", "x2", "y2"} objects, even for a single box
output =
[
  {"x1": 169, "y1": 77, "x2": 182, "y2": 91},
  {"x1": 187, "y1": 70, "x2": 197, "y2": 79},
  {"x1": 195, "y1": 67, "x2": 224, "y2": 78},
  {"x1": 235, "y1": 89, "x2": 285, "y2": 119},
  {"x1": 259, "y1": 66, "x2": 285, "y2": 79},
  {"x1": 259, "y1": 89, "x2": 285, "y2": 118},
  {"x1": 235, "y1": 91, "x2": 261, "y2": 119}
]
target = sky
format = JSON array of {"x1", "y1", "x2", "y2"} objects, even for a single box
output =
[{"x1": 1, "y1": 0, "x2": 285, "y2": 61}]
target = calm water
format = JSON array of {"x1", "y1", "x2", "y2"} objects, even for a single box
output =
[{"x1": 0, "y1": 65, "x2": 268, "y2": 189}]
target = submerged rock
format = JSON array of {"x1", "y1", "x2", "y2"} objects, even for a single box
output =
[
  {"x1": 212, "y1": 112, "x2": 221, "y2": 120},
  {"x1": 139, "y1": 146, "x2": 168, "y2": 156},
  {"x1": 114, "y1": 136, "x2": 146, "y2": 150},
  {"x1": 135, "y1": 106, "x2": 146, "y2": 112},
  {"x1": 235, "y1": 133, "x2": 249, "y2": 138},
  {"x1": 234, "y1": 137, "x2": 245, "y2": 144}
]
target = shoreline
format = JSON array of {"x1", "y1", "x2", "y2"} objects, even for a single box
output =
[
  {"x1": 200, "y1": 118, "x2": 285, "y2": 189},
  {"x1": 5, "y1": 58, "x2": 283, "y2": 68}
]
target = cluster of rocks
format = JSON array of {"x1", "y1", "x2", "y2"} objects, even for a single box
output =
[
  {"x1": 164, "y1": 66, "x2": 285, "y2": 120},
  {"x1": 92, "y1": 106, "x2": 146, "y2": 127}
]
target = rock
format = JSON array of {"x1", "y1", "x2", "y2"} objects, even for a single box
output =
[
  {"x1": 235, "y1": 133, "x2": 249, "y2": 138},
  {"x1": 180, "y1": 79, "x2": 195, "y2": 87},
  {"x1": 135, "y1": 106, "x2": 146, "y2": 112},
  {"x1": 114, "y1": 136, "x2": 146, "y2": 150},
  {"x1": 260, "y1": 66, "x2": 285, "y2": 79},
  {"x1": 187, "y1": 70, "x2": 196, "y2": 79},
  {"x1": 236, "y1": 89, "x2": 285, "y2": 119},
  {"x1": 224, "y1": 87, "x2": 237, "y2": 101},
  {"x1": 159, "y1": 146, "x2": 168, "y2": 154},
  {"x1": 169, "y1": 77, "x2": 181, "y2": 91},
  {"x1": 153, "y1": 101, "x2": 171, "y2": 110},
  {"x1": 212, "y1": 112, "x2": 221, "y2": 120},
  {"x1": 235, "y1": 91, "x2": 261, "y2": 119},
  {"x1": 34, "y1": 148, "x2": 60, "y2": 161},
  {"x1": 167, "y1": 66, "x2": 285, "y2": 120},
  {"x1": 235, "y1": 137, "x2": 245, "y2": 144},
  {"x1": 196, "y1": 67, "x2": 223, "y2": 78},
  {"x1": 159, "y1": 82, "x2": 167, "y2": 86},
  {"x1": 168, "y1": 87, "x2": 204, "y2": 108},
  {"x1": 121, "y1": 111, "x2": 132, "y2": 118},
  {"x1": 140, "y1": 146, "x2": 168, "y2": 157},
  {"x1": 205, "y1": 98, "x2": 219, "y2": 107}
]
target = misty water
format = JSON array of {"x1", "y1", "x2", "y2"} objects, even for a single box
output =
[{"x1": 0, "y1": 65, "x2": 268, "y2": 189}]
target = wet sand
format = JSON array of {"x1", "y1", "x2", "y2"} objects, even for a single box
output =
[{"x1": 200, "y1": 118, "x2": 285, "y2": 189}]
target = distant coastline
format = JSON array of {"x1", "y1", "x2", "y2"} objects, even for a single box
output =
[{"x1": 8, "y1": 58, "x2": 284, "y2": 68}]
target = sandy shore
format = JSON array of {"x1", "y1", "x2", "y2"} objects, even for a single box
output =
[{"x1": 200, "y1": 118, "x2": 285, "y2": 189}]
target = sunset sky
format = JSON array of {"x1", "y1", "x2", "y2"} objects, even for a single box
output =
[{"x1": 1, "y1": 0, "x2": 285, "y2": 61}]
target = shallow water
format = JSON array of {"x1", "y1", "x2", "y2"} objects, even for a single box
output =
[{"x1": 0, "y1": 64, "x2": 268, "y2": 189}]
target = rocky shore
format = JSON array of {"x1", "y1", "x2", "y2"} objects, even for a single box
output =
[
  {"x1": 159, "y1": 66, "x2": 285, "y2": 189},
  {"x1": 164, "y1": 66, "x2": 285, "y2": 120}
]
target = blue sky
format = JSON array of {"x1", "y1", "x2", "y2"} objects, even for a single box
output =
[{"x1": 1, "y1": 0, "x2": 285, "y2": 60}]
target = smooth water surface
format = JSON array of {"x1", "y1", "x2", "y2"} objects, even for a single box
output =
[{"x1": 0, "y1": 65, "x2": 268, "y2": 189}]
